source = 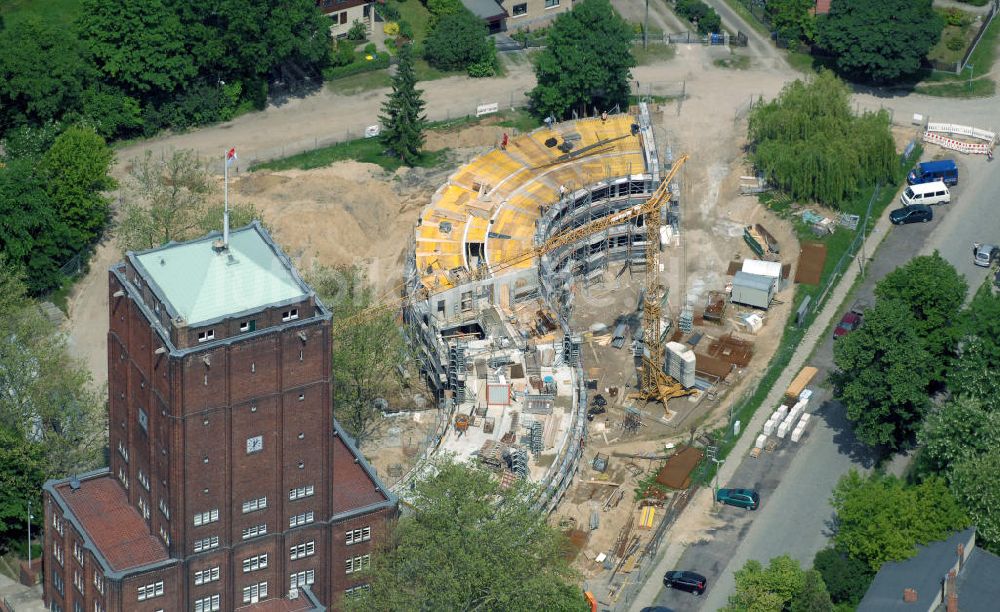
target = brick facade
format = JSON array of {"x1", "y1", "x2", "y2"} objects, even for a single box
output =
[{"x1": 44, "y1": 224, "x2": 397, "y2": 612}]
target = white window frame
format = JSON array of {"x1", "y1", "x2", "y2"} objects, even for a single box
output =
[
  {"x1": 289, "y1": 569, "x2": 315, "y2": 588},
  {"x1": 193, "y1": 509, "x2": 219, "y2": 526},
  {"x1": 281, "y1": 309, "x2": 299, "y2": 322},
  {"x1": 345, "y1": 554, "x2": 371, "y2": 574},
  {"x1": 288, "y1": 485, "x2": 315, "y2": 501},
  {"x1": 242, "y1": 553, "x2": 269, "y2": 573},
  {"x1": 242, "y1": 524, "x2": 267, "y2": 540},
  {"x1": 290, "y1": 540, "x2": 316, "y2": 560},
  {"x1": 136, "y1": 581, "x2": 164, "y2": 601},
  {"x1": 197, "y1": 329, "x2": 215, "y2": 343},
  {"x1": 346, "y1": 526, "x2": 372, "y2": 545},
  {"x1": 194, "y1": 566, "x2": 220, "y2": 585},
  {"x1": 289, "y1": 511, "x2": 314, "y2": 528},
  {"x1": 345, "y1": 584, "x2": 371, "y2": 598},
  {"x1": 241, "y1": 496, "x2": 267, "y2": 514},
  {"x1": 193, "y1": 535, "x2": 219, "y2": 552},
  {"x1": 242, "y1": 581, "x2": 268, "y2": 604},
  {"x1": 544, "y1": 0, "x2": 560, "y2": 7},
  {"x1": 194, "y1": 594, "x2": 220, "y2": 612}
]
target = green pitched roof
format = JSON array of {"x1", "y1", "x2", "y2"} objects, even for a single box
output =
[{"x1": 132, "y1": 223, "x2": 307, "y2": 326}]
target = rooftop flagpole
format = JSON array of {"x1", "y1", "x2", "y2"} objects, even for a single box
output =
[{"x1": 224, "y1": 147, "x2": 237, "y2": 247}]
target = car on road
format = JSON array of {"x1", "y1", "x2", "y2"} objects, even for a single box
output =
[
  {"x1": 715, "y1": 488, "x2": 760, "y2": 510},
  {"x1": 663, "y1": 570, "x2": 707, "y2": 595},
  {"x1": 974, "y1": 243, "x2": 999, "y2": 267},
  {"x1": 833, "y1": 310, "x2": 863, "y2": 339},
  {"x1": 889, "y1": 204, "x2": 933, "y2": 225}
]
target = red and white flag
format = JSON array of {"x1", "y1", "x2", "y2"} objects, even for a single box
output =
[{"x1": 226, "y1": 147, "x2": 238, "y2": 167}]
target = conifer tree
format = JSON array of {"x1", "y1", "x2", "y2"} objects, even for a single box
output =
[{"x1": 379, "y1": 44, "x2": 426, "y2": 166}]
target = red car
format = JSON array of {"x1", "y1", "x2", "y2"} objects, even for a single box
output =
[{"x1": 833, "y1": 311, "x2": 862, "y2": 339}]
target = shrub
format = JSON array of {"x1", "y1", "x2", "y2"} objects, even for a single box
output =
[
  {"x1": 398, "y1": 19, "x2": 414, "y2": 40},
  {"x1": 946, "y1": 36, "x2": 966, "y2": 51},
  {"x1": 942, "y1": 8, "x2": 970, "y2": 27},
  {"x1": 384, "y1": 21, "x2": 400, "y2": 36},
  {"x1": 347, "y1": 20, "x2": 368, "y2": 40},
  {"x1": 364, "y1": 42, "x2": 377, "y2": 55},
  {"x1": 331, "y1": 39, "x2": 356, "y2": 67},
  {"x1": 425, "y1": 9, "x2": 493, "y2": 71},
  {"x1": 467, "y1": 57, "x2": 497, "y2": 78},
  {"x1": 322, "y1": 52, "x2": 391, "y2": 80},
  {"x1": 377, "y1": 1, "x2": 401, "y2": 21}
]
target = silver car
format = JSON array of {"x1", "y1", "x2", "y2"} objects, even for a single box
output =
[{"x1": 974, "y1": 243, "x2": 999, "y2": 267}]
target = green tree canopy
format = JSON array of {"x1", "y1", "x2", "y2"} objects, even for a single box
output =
[
  {"x1": 831, "y1": 470, "x2": 969, "y2": 572},
  {"x1": 0, "y1": 156, "x2": 67, "y2": 293},
  {"x1": 0, "y1": 424, "x2": 46, "y2": 547},
  {"x1": 918, "y1": 396, "x2": 1000, "y2": 476},
  {"x1": 723, "y1": 555, "x2": 833, "y2": 612},
  {"x1": 346, "y1": 458, "x2": 584, "y2": 611},
  {"x1": 817, "y1": 0, "x2": 943, "y2": 83},
  {"x1": 39, "y1": 125, "x2": 116, "y2": 251},
  {"x1": 0, "y1": 15, "x2": 92, "y2": 134},
  {"x1": 747, "y1": 71, "x2": 897, "y2": 207},
  {"x1": 874, "y1": 252, "x2": 967, "y2": 378},
  {"x1": 951, "y1": 283, "x2": 1000, "y2": 406},
  {"x1": 530, "y1": 0, "x2": 636, "y2": 119},
  {"x1": 948, "y1": 448, "x2": 1000, "y2": 554},
  {"x1": 309, "y1": 264, "x2": 407, "y2": 449},
  {"x1": 424, "y1": 9, "x2": 495, "y2": 74},
  {"x1": 832, "y1": 298, "x2": 934, "y2": 449},
  {"x1": 766, "y1": 0, "x2": 817, "y2": 43},
  {"x1": 812, "y1": 548, "x2": 873, "y2": 606},
  {"x1": 379, "y1": 44, "x2": 427, "y2": 166}
]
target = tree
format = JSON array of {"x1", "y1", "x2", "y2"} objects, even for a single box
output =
[
  {"x1": 379, "y1": 44, "x2": 426, "y2": 166},
  {"x1": 0, "y1": 425, "x2": 46, "y2": 548},
  {"x1": 308, "y1": 265, "x2": 407, "y2": 449},
  {"x1": 530, "y1": 0, "x2": 636, "y2": 119},
  {"x1": 832, "y1": 299, "x2": 934, "y2": 449},
  {"x1": 747, "y1": 71, "x2": 897, "y2": 207},
  {"x1": 117, "y1": 150, "x2": 214, "y2": 253},
  {"x1": 724, "y1": 555, "x2": 807, "y2": 612},
  {"x1": 424, "y1": 9, "x2": 495, "y2": 74},
  {"x1": 817, "y1": 0, "x2": 943, "y2": 83},
  {"x1": 345, "y1": 458, "x2": 584, "y2": 611},
  {"x1": 831, "y1": 470, "x2": 969, "y2": 572},
  {"x1": 0, "y1": 16, "x2": 92, "y2": 135},
  {"x1": 0, "y1": 261, "x2": 106, "y2": 484},
  {"x1": 39, "y1": 125, "x2": 116, "y2": 252},
  {"x1": 813, "y1": 548, "x2": 873, "y2": 606},
  {"x1": 766, "y1": 0, "x2": 817, "y2": 43},
  {"x1": 950, "y1": 283, "x2": 1000, "y2": 406},
  {"x1": 874, "y1": 251, "x2": 967, "y2": 380},
  {"x1": 77, "y1": 0, "x2": 197, "y2": 97},
  {"x1": 948, "y1": 448, "x2": 1000, "y2": 554},
  {"x1": 791, "y1": 570, "x2": 834, "y2": 612},
  {"x1": 918, "y1": 396, "x2": 1000, "y2": 476}
]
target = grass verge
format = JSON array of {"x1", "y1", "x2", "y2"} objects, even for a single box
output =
[
  {"x1": 631, "y1": 42, "x2": 677, "y2": 66},
  {"x1": 692, "y1": 147, "x2": 920, "y2": 486},
  {"x1": 914, "y1": 77, "x2": 997, "y2": 97},
  {"x1": 714, "y1": 53, "x2": 752, "y2": 70}
]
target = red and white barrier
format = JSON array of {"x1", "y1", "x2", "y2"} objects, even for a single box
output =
[{"x1": 923, "y1": 122, "x2": 997, "y2": 155}]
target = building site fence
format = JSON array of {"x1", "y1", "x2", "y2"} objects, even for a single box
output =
[{"x1": 243, "y1": 87, "x2": 534, "y2": 168}]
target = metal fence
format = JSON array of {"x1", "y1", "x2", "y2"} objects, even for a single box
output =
[{"x1": 243, "y1": 87, "x2": 534, "y2": 168}]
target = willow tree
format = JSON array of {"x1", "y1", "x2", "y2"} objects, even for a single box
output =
[{"x1": 747, "y1": 70, "x2": 897, "y2": 207}]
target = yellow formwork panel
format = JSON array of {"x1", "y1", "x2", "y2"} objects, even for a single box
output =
[{"x1": 466, "y1": 217, "x2": 489, "y2": 243}]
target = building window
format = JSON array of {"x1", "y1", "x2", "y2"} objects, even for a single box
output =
[
  {"x1": 241, "y1": 496, "x2": 267, "y2": 514},
  {"x1": 194, "y1": 595, "x2": 220, "y2": 612},
  {"x1": 94, "y1": 601, "x2": 105, "y2": 612},
  {"x1": 246, "y1": 435, "x2": 263, "y2": 454},
  {"x1": 136, "y1": 581, "x2": 164, "y2": 601},
  {"x1": 289, "y1": 511, "x2": 314, "y2": 528},
  {"x1": 194, "y1": 567, "x2": 220, "y2": 585},
  {"x1": 289, "y1": 569, "x2": 315, "y2": 588},
  {"x1": 138, "y1": 407, "x2": 148, "y2": 432},
  {"x1": 240, "y1": 319, "x2": 256, "y2": 333},
  {"x1": 117, "y1": 440, "x2": 129, "y2": 462},
  {"x1": 242, "y1": 524, "x2": 267, "y2": 540},
  {"x1": 73, "y1": 570, "x2": 84, "y2": 593},
  {"x1": 345, "y1": 554, "x2": 371, "y2": 574},
  {"x1": 193, "y1": 535, "x2": 220, "y2": 552},
  {"x1": 242, "y1": 582, "x2": 268, "y2": 604},
  {"x1": 93, "y1": 573, "x2": 104, "y2": 595},
  {"x1": 339, "y1": 11, "x2": 347, "y2": 24},
  {"x1": 346, "y1": 526, "x2": 372, "y2": 545},
  {"x1": 138, "y1": 497, "x2": 150, "y2": 520},
  {"x1": 117, "y1": 466, "x2": 129, "y2": 489},
  {"x1": 52, "y1": 540, "x2": 64, "y2": 565},
  {"x1": 197, "y1": 329, "x2": 215, "y2": 342},
  {"x1": 290, "y1": 541, "x2": 316, "y2": 560},
  {"x1": 193, "y1": 509, "x2": 219, "y2": 526},
  {"x1": 138, "y1": 469, "x2": 150, "y2": 491},
  {"x1": 544, "y1": 0, "x2": 559, "y2": 7},
  {"x1": 345, "y1": 584, "x2": 371, "y2": 599},
  {"x1": 159, "y1": 526, "x2": 171, "y2": 547},
  {"x1": 73, "y1": 541, "x2": 84, "y2": 565},
  {"x1": 288, "y1": 485, "x2": 315, "y2": 501},
  {"x1": 158, "y1": 498, "x2": 170, "y2": 520},
  {"x1": 242, "y1": 553, "x2": 268, "y2": 573},
  {"x1": 281, "y1": 308, "x2": 299, "y2": 322},
  {"x1": 52, "y1": 514, "x2": 64, "y2": 536},
  {"x1": 51, "y1": 571, "x2": 64, "y2": 595},
  {"x1": 512, "y1": 3, "x2": 527, "y2": 15}
]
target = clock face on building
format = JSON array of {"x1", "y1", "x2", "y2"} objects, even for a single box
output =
[{"x1": 246, "y1": 435, "x2": 263, "y2": 454}]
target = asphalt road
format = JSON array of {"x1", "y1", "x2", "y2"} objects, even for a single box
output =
[{"x1": 650, "y1": 140, "x2": 1000, "y2": 611}]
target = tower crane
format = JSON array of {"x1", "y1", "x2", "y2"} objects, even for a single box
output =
[{"x1": 331, "y1": 154, "x2": 693, "y2": 408}]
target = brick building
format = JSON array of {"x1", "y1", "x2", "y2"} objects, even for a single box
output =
[{"x1": 43, "y1": 223, "x2": 397, "y2": 612}]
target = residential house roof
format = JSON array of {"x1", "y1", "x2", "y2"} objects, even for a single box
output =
[
  {"x1": 461, "y1": 0, "x2": 506, "y2": 20},
  {"x1": 331, "y1": 420, "x2": 395, "y2": 517}
]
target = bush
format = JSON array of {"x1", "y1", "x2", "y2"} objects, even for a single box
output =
[
  {"x1": 467, "y1": 57, "x2": 497, "y2": 78},
  {"x1": 322, "y1": 51, "x2": 391, "y2": 80},
  {"x1": 398, "y1": 19, "x2": 414, "y2": 40},
  {"x1": 673, "y1": 0, "x2": 721, "y2": 34},
  {"x1": 942, "y1": 8, "x2": 971, "y2": 27},
  {"x1": 384, "y1": 22, "x2": 400, "y2": 36},
  {"x1": 377, "y1": 1, "x2": 401, "y2": 21},
  {"x1": 331, "y1": 39, "x2": 356, "y2": 67},
  {"x1": 425, "y1": 9, "x2": 493, "y2": 71},
  {"x1": 946, "y1": 36, "x2": 966, "y2": 51},
  {"x1": 813, "y1": 548, "x2": 873, "y2": 605},
  {"x1": 347, "y1": 20, "x2": 368, "y2": 41},
  {"x1": 364, "y1": 42, "x2": 378, "y2": 55}
]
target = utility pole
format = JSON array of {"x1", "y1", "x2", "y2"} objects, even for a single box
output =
[
  {"x1": 644, "y1": 0, "x2": 650, "y2": 50},
  {"x1": 27, "y1": 501, "x2": 32, "y2": 569}
]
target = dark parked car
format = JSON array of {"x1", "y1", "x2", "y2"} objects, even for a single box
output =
[
  {"x1": 833, "y1": 311, "x2": 863, "y2": 339},
  {"x1": 889, "y1": 204, "x2": 933, "y2": 225},
  {"x1": 663, "y1": 570, "x2": 707, "y2": 595},
  {"x1": 715, "y1": 488, "x2": 760, "y2": 510}
]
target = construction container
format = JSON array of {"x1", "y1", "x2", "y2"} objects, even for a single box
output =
[
  {"x1": 785, "y1": 366, "x2": 818, "y2": 402},
  {"x1": 665, "y1": 341, "x2": 697, "y2": 388},
  {"x1": 731, "y1": 271, "x2": 776, "y2": 309}
]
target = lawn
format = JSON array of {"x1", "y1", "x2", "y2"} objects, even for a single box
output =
[
  {"x1": 926, "y1": 10, "x2": 978, "y2": 67},
  {"x1": 395, "y1": 0, "x2": 432, "y2": 45}
]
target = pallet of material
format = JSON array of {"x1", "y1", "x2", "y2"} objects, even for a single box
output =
[{"x1": 785, "y1": 366, "x2": 818, "y2": 401}]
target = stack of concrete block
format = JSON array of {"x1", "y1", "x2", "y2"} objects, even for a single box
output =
[
  {"x1": 790, "y1": 413, "x2": 811, "y2": 442},
  {"x1": 665, "y1": 341, "x2": 696, "y2": 388},
  {"x1": 777, "y1": 421, "x2": 790, "y2": 438},
  {"x1": 755, "y1": 434, "x2": 768, "y2": 450}
]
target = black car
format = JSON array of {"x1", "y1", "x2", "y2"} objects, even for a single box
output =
[
  {"x1": 889, "y1": 204, "x2": 933, "y2": 225},
  {"x1": 663, "y1": 570, "x2": 707, "y2": 595}
]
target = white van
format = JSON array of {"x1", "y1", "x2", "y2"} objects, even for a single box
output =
[{"x1": 901, "y1": 181, "x2": 951, "y2": 206}]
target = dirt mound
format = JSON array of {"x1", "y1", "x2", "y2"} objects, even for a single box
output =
[{"x1": 424, "y1": 124, "x2": 508, "y2": 151}]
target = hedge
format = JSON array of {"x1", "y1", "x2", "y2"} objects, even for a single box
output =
[{"x1": 322, "y1": 52, "x2": 391, "y2": 80}]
